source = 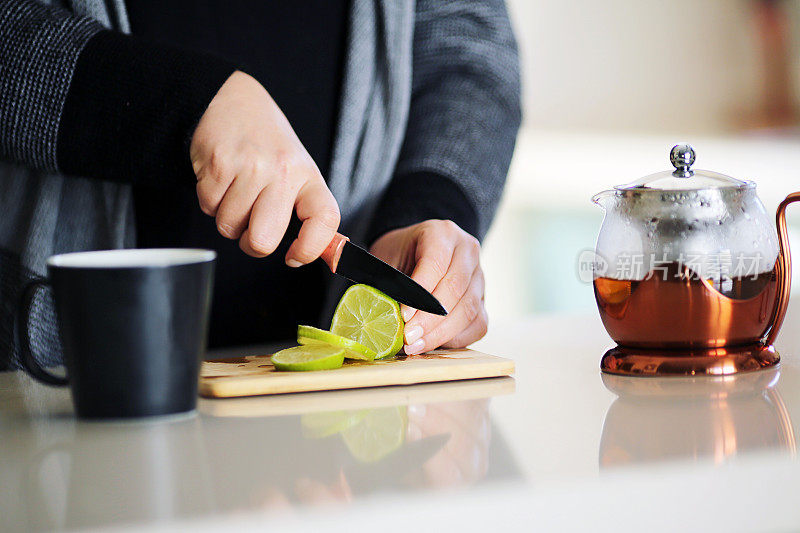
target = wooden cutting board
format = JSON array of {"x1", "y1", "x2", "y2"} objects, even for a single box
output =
[
  {"x1": 200, "y1": 348, "x2": 514, "y2": 398},
  {"x1": 199, "y1": 376, "x2": 516, "y2": 417}
]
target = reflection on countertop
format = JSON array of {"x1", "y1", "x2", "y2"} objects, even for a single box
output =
[
  {"x1": 9, "y1": 306, "x2": 800, "y2": 531},
  {"x1": 599, "y1": 367, "x2": 796, "y2": 468},
  {"x1": 0, "y1": 374, "x2": 518, "y2": 532}
]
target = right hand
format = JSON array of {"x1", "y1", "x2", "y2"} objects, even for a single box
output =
[{"x1": 190, "y1": 71, "x2": 341, "y2": 265}]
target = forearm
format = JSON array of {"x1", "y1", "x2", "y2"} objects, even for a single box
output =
[
  {"x1": 0, "y1": 0, "x2": 236, "y2": 187},
  {"x1": 57, "y1": 31, "x2": 235, "y2": 187}
]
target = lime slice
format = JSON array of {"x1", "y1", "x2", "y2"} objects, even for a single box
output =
[
  {"x1": 330, "y1": 284, "x2": 404, "y2": 360},
  {"x1": 342, "y1": 406, "x2": 407, "y2": 463},
  {"x1": 297, "y1": 325, "x2": 377, "y2": 361},
  {"x1": 270, "y1": 345, "x2": 344, "y2": 372},
  {"x1": 301, "y1": 409, "x2": 368, "y2": 439}
]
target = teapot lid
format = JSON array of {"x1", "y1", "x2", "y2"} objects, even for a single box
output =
[{"x1": 617, "y1": 144, "x2": 754, "y2": 191}]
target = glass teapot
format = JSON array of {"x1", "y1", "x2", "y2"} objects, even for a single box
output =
[{"x1": 592, "y1": 143, "x2": 800, "y2": 351}]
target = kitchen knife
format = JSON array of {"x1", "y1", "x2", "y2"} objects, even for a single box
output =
[{"x1": 320, "y1": 233, "x2": 448, "y2": 316}]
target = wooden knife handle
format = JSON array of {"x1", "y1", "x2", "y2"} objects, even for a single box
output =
[{"x1": 320, "y1": 233, "x2": 349, "y2": 273}]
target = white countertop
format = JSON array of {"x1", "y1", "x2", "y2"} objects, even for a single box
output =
[{"x1": 4, "y1": 302, "x2": 800, "y2": 532}]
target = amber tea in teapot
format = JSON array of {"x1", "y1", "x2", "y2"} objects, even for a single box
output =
[{"x1": 594, "y1": 261, "x2": 778, "y2": 349}]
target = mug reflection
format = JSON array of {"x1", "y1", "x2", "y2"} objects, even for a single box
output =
[
  {"x1": 599, "y1": 367, "x2": 795, "y2": 468},
  {"x1": 10, "y1": 414, "x2": 212, "y2": 532}
]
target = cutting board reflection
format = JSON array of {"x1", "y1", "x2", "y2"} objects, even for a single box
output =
[{"x1": 200, "y1": 348, "x2": 514, "y2": 398}]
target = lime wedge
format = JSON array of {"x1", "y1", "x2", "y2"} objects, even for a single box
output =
[
  {"x1": 271, "y1": 345, "x2": 344, "y2": 372},
  {"x1": 297, "y1": 325, "x2": 377, "y2": 361},
  {"x1": 330, "y1": 284, "x2": 404, "y2": 360},
  {"x1": 342, "y1": 406, "x2": 407, "y2": 463},
  {"x1": 301, "y1": 409, "x2": 369, "y2": 439}
]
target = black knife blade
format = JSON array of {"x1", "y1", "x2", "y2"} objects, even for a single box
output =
[{"x1": 321, "y1": 234, "x2": 447, "y2": 316}]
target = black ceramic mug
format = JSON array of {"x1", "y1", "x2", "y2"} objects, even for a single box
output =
[{"x1": 17, "y1": 249, "x2": 216, "y2": 419}]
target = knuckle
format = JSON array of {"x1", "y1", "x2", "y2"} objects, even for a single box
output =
[
  {"x1": 196, "y1": 187, "x2": 219, "y2": 216},
  {"x1": 444, "y1": 271, "x2": 471, "y2": 298},
  {"x1": 477, "y1": 311, "x2": 489, "y2": 338},
  {"x1": 248, "y1": 154, "x2": 270, "y2": 177},
  {"x1": 236, "y1": 145, "x2": 267, "y2": 176},
  {"x1": 293, "y1": 235, "x2": 336, "y2": 264},
  {"x1": 272, "y1": 150, "x2": 293, "y2": 181},
  {"x1": 442, "y1": 219, "x2": 460, "y2": 234},
  {"x1": 239, "y1": 237, "x2": 264, "y2": 258},
  {"x1": 462, "y1": 292, "x2": 483, "y2": 323},
  {"x1": 468, "y1": 236, "x2": 481, "y2": 255},
  {"x1": 422, "y1": 219, "x2": 443, "y2": 233},
  {"x1": 316, "y1": 204, "x2": 341, "y2": 231},
  {"x1": 290, "y1": 243, "x2": 317, "y2": 263},
  {"x1": 198, "y1": 200, "x2": 217, "y2": 217},
  {"x1": 249, "y1": 233, "x2": 278, "y2": 255},
  {"x1": 466, "y1": 242, "x2": 481, "y2": 263},
  {"x1": 205, "y1": 150, "x2": 231, "y2": 181},
  {"x1": 420, "y1": 219, "x2": 462, "y2": 242},
  {"x1": 427, "y1": 254, "x2": 450, "y2": 278}
]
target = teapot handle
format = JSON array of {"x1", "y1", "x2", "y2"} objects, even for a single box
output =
[{"x1": 765, "y1": 192, "x2": 800, "y2": 346}]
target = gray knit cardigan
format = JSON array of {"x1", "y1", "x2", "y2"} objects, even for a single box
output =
[{"x1": 0, "y1": 0, "x2": 521, "y2": 368}]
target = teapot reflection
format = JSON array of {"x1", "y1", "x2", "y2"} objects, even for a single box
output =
[{"x1": 599, "y1": 367, "x2": 796, "y2": 467}]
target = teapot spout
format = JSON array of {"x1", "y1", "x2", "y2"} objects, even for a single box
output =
[{"x1": 592, "y1": 190, "x2": 616, "y2": 209}]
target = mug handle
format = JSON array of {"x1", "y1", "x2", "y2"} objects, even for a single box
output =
[{"x1": 16, "y1": 278, "x2": 68, "y2": 386}]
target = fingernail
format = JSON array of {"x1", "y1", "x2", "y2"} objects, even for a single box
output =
[
  {"x1": 404, "y1": 325, "x2": 423, "y2": 345},
  {"x1": 402, "y1": 307, "x2": 415, "y2": 322},
  {"x1": 405, "y1": 338, "x2": 425, "y2": 355},
  {"x1": 286, "y1": 259, "x2": 302, "y2": 268}
]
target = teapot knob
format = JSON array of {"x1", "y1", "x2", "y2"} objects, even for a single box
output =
[{"x1": 670, "y1": 143, "x2": 695, "y2": 178}]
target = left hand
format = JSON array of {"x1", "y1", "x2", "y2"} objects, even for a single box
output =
[{"x1": 369, "y1": 220, "x2": 487, "y2": 355}]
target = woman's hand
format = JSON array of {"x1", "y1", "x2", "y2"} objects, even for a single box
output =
[
  {"x1": 406, "y1": 400, "x2": 491, "y2": 487},
  {"x1": 369, "y1": 220, "x2": 487, "y2": 355},
  {"x1": 190, "y1": 71, "x2": 341, "y2": 265}
]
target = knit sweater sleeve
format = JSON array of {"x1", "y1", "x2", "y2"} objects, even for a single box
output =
[
  {"x1": 377, "y1": 0, "x2": 522, "y2": 241},
  {"x1": 0, "y1": 0, "x2": 103, "y2": 172},
  {"x1": 0, "y1": 0, "x2": 236, "y2": 187}
]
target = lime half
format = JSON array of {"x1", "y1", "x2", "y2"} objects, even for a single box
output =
[
  {"x1": 297, "y1": 325, "x2": 377, "y2": 361},
  {"x1": 330, "y1": 285, "x2": 404, "y2": 360},
  {"x1": 342, "y1": 406, "x2": 407, "y2": 463},
  {"x1": 271, "y1": 345, "x2": 344, "y2": 372},
  {"x1": 301, "y1": 409, "x2": 369, "y2": 439}
]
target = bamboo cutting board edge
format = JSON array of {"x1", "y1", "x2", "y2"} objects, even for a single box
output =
[
  {"x1": 199, "y1": 348, "x2": 514, "y2": 398},
  {"x1": 199, "y1": 375, "x2": 516, "y2": 417}
]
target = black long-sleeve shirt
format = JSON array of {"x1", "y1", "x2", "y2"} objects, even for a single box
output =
[
  {"x1": 126, "y1": 1, "x2": 349, "y2": 346},
  {"x1": 55, "y1": 2, "x2": 479, "y2": 348}
]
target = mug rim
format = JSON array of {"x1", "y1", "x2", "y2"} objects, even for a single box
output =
[{"x1": 47, "y1": 248, "x2": 217, "y2": 269}]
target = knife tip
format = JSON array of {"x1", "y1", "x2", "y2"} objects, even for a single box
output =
[{"x1": 428, "y1": 301, "x2": 448, "y2": 316}]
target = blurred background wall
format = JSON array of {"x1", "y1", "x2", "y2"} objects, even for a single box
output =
[{"x1": 483, "y1": 0, "x2": 800, "y2": 320}]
